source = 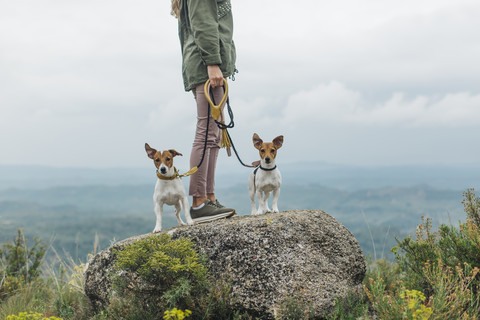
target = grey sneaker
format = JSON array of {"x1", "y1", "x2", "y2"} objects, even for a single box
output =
[
  {"x1": 215, "y1": 199, "x2": 237, "y2": 217},
  {"x1": 214, "y1": 199, "x2": 225, "y2": 208},
  {"x1": 190, "y1": 200, "x2": 235, "y2": 223}
]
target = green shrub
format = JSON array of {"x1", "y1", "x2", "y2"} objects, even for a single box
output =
[
  {"x1": 463, "y1": 188, "x2": 480, "y2": 226},
  {"x1": 0, "y1": 238, "x2": 94, "y2": 320},
  {"x1": 364, "y1": 189, "x2": 480, "y2": 319},
  {"x1": 109, "y1": 234, "x2": 208, "y2": 319},
  {"x1": 326, "y1": 291, "x2": 370, "y2": 320},
  {"x1": 45, "y1": 258, "x2": 92, "y2": 320},
  {"x1": 422, "y1": 260, "x2": 480, "y2": 319},
  {"x1": 1, "y1": 229, "x2": 46, "y2": 300},
  {"x1": 107, "y1": 234, "x2": 256, "y2": 320},
  {"x1": 394, "y1": 189, "x2": 480, "y2": 295},
  {"x1": 0, "y1": 280, "x2": 52, "y2": 319},
  {"x1": 365, "y1": 276, "x2": 433, "y2": 320}
]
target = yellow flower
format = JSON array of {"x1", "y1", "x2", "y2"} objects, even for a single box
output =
[
  {"x1": 400, "y1": 289, "x2": 432, "y2": 320},
  {"x1": 163, "y1": 308, "x2": 192, "y2": 320}
]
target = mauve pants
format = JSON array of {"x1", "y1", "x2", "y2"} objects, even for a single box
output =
[{"x1": 189, "y1": 84, "x2": 226, "y2": 198}]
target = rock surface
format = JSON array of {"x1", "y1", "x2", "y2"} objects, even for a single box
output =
[{"x1": 84, "y1": 210, "x2": 366, "y2": 318}]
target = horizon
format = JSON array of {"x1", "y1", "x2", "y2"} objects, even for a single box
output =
[{"x1": 1, "y1": 162, "x2": 479, "y2": 192}]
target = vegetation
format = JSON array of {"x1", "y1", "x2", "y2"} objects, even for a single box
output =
[
  {"x1": 1, "y1": 189, "x2": 479, "y2": 319},
  {"x1": 360, "y1": 188, "x2": 480, "y2": 320},
  {"x1": 5, "y1": 312, "x2": 62, "y2": 320},
  {"x1": 108, "y1": 234, "x2": 209, "y2": 319},
  {"x1": 0, "y1": 229, "x2": 46, "y2": 301},
  {"x1": 104, "y1": 234, "x2": 254, "y2": 320}
]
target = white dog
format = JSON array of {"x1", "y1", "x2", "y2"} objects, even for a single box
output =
[
  {"x1": 248, "y1": 133, "x2": 284, "y2": 215},
  {"x1": 145, "y1": 143, "x2": 193, "y2": 233}
]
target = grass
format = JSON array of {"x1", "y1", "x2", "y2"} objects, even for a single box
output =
[{"x1": 1, "y1": 189, "x2": 480, "y2": 319}]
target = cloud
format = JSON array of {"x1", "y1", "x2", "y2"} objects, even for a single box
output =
[
  {"x1": 282, "y1": 82, "x2": 480, "y2": 128},
  {"x1": 1, "y1": 0, "x2": 480, "y2": 167}
]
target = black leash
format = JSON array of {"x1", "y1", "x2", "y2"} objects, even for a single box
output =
[
  {"x1": 195, "y1": 94, "x2": 211, "y2": 170},
  {"x1": 209, "y1": 86, "x2": 255, "y2": 168},
  {"x1": 178, "y1": 81, "x2": 252, "y2": 178}
]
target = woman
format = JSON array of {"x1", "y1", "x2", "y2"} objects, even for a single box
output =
[{"x1": 172, "y1": 0, "x2": 237, "y2": 222}]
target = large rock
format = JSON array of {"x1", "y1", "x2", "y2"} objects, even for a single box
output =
[{"x1": 84, "y1": 210, "x2": 366, "y2": 318}]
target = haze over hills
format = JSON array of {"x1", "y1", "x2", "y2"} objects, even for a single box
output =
[
  {"x1": 1, "y1": 162, "x2": 479, "y2": 262},
  {"x1": 2, "y1": 162, "x2": 480, "y2": 190}
]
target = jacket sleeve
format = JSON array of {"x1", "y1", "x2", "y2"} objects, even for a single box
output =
[{"x1": 186, "y1": 0, "x2": 222, "y2": 66}]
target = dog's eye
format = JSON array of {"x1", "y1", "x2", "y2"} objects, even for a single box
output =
[
  {"x1": 260, "y1": 149, "x2": 265, "y2": 153},
  {"x1": 155, "y1": 159, "x2": 160, "y2": 162},
  {"x1": 166, "y1": 157, "x2": 171, "y2": 161},
  {"x1": 271, "y1": 149, "x2": 276, "y2": 153}
]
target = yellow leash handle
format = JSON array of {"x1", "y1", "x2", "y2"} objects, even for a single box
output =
[
  {"x1": 170, "y1": 79, "x2": 231, "y2": 179},
  {"x1": 204, "y1": 78, "x2": 229, "y2": 121}
]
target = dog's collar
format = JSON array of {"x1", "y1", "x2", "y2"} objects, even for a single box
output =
[
  {"x1": 254, "y1": 165, "x2": 277, "y2": 175},
  {"x1": 156, "y1": 167, "x2": 179, "y2": 180},
  {"x1": 260, "y1": 165, "x2": 277, "y2": 171}
]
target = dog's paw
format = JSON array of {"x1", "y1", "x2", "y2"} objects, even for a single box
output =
[
  {"x1": 187, "y1": 221, "x2": 195, "y2": 226},
  {"x1": 272, "y1": 208, "x2": 279, "y2": 213},
  {"x1": 153, "y1": 227, "x2": 162, "y2": 233}
]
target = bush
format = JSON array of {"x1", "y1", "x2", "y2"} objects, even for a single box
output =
[
  {"x1": 363, "y1": 188, "x2": 480, "y2": 319},
  {"x1": 1, "y1": 229, "x2": 46, "y2": 300},
  {"x1": 326, "y1": 291, "x2": 370, "y2": 320},
  {"x1": 112, "y1": 234, "x2": 208, "y2": 312},
  {"x1": 108, "y1": 234, "x2": 210, "y2": 319},
  {"x1": 0, "y1": 230, "x2": 93, "y2": 320},
  {"x1": 463, "y1": 188, "x2": 480, "y2": 226},
  {"x1": 394, "y1": 189, "x2": 480, "y2": 295},
  {"x1": 107, "y1": 234, "x2": 254, "y2": 320}
]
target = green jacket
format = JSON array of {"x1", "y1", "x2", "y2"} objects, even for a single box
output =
[{"x1": 178, "y1": 0, "x2": 237, "y2": 91}]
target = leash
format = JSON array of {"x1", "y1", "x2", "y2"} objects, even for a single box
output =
[
  {"x1": 205, "y1": 79, "x2": 255, "y2": 169},
  {"x1": 169, "y1": 78, "x2": 254, "y2": 180},
  {"x1": 205, "y1": 78, "x2": 233, "y2": 153}
]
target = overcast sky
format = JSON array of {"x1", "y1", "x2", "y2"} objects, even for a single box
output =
[{"x1": 1, "y1": 0, "x2": 480, "y2": 170}]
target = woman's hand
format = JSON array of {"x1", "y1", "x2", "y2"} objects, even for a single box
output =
[{"x1": 207, "y1": 65, "x2": 224, "y2": 87}]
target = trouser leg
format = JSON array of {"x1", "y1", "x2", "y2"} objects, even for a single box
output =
[{"x1": 189, "y1": 84, "x2": 224, "y2": 198}]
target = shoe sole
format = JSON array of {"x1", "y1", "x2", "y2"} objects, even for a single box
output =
[{"x1": 192, "y1": 210, "x2": 236, "y2": 224}]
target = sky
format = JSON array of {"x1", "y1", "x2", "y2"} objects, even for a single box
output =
[{"x1": 1, "y1": 0, "x2": 480, "y2": 170}]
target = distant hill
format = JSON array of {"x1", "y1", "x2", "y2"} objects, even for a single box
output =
[
  {"x1": 0, "y1": 182, "x2": 468, "y2": 262},
  {"x1": 0, "y1": 163, "x2": 478, "y2": 261}
]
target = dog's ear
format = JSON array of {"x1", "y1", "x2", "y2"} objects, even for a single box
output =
[
  {"x1": 168, "y1": 149, "x2": 183, "y2": 157},
  {"x1": 252, "y1": 133, "x2": 263, "y2": 150},
  {"x1": 273, "y1": 135, "x2": 284, "y2": 149},
  {"x1": 145, "y1": 143, "x2": 157, "y2": 159}
]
